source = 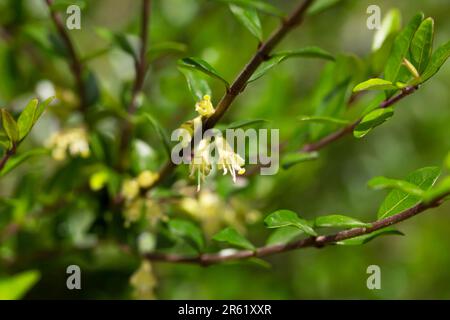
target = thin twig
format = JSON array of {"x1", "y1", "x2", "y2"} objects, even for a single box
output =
[
  {"x1": 302, "y1": 85, "x2": 419, "y2": 152},
  {"x1": 144, "y1": 194, "x2": 448, "y2": 266},
  {"x1": 0, "y1": 144, "x2": 17, "y2": 173},
  {"x1": 45, "y1": 0, "x2": 87, "y2": 112},
  {"x1": 118, "y1": 0, "x2": 152, "y2": 169}
]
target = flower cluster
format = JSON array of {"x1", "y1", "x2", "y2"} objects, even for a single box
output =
[
  {"x1": 186, "y1": 96, "x2": 246, "y2": 191},
  {"x1": 120, "y1": 170, "x2": 164, "y2": 227},
  {"x1": 46, "y1": 127, "x2": 90, "y2": 161}
]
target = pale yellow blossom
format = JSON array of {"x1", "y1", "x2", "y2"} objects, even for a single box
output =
[
  {"x1": 121, "y1": 179, "x2": 140, "y2": 201},
  {"x1": 46, "y1": 127, "x2": 90, "y2": 161},
  {"x1": 137, "y1": 170, "x2": 159, "y2": 189},
  {"x1": 195, "y1": 95, "x2": 215, "y2": 117},
  {"x1": 130, "y1": 260, "x2": 157, "y2": 300}
]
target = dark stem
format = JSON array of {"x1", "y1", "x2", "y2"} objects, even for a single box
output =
[
  {"x1": 302, "y1": 85, "x2": 419, "y2": 152},
  {"x1": 0, "y1": 144, "x2": 16, "y2": 172},
  {"x1": 118, "y1": 0, "x2": 152, "y2": 170},
  {"x1": 45, "y1": 0, "x2": 87, "y2": 112}
]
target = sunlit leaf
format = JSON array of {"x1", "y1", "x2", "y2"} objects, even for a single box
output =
[
  {"x1": 419, "y1": 40, "x2": 450, "y2": 83},
  {"x1": 1, "y1": 109, "x2": 19, "y2": 144},
  {"x1": 214, "y1": 0, "x2": 284, "y2": 17},
  {"x1": 372, "y1": 9, "x2": 401, "y2": 51},
  {"x1": 213, "y1": 227, "x2": 255, "y2": 250},
  {"x1": 264, "y1": 210, "x2": 317, "y2": 236},
  {"x1": 314, "y1": 215, "x2": 371, "y2": 229},
  {"x1": 368, "y1": 176, "x2": 425, "y2": 197},
  {"x1": 336, "y1": 227, "x2": 404, "y2": 245},
  {"x1": 410, "y1": 17, "x2": 434, "y2": 74},
  {"x1": 229, "y1": 5, "x2": 263, "y2": 41},
  {"x1": 353, "y1": 78, "x2": 397, "y2": 92},
  {"x1": 248, "y1": 47, "x2": 334, "y2": 83},
  {"x1": 266, "y1": 226, "x2": 303, "y2": 245},
  {"x1": 0, "y1": 270, "x2": 41, "y2": 300},
  {"x1": 384, "y1": 13, "x2": 423, "y2": 84},
  {"x1": 353, "y1": 107, "x2": 394, "y2": 138},
  {"x1": 0, "y1": 148, "x2": 49, "y2": 177},
  {"x1": 378, "y1": 167, "x2": 441, "y2": 219},
  {"x1": 179, "y1": 57, "x2": 229, "y2": 88},
  {"x1": 179, "y1": 68, "x2": 212, "y2": 101},
  {"x1": 298, "y1": 115, "x2": 351, "y2": 125},
  {"x1": 168, "y1": 219, "x2": 204, "y2": 251}
]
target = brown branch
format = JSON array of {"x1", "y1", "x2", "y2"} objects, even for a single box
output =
[
  {"x1": 45, "y1": 0, "x2": 87, "y2": 112},
  {"x1": 0, "y1": 145, "x2": 16, "y2": 172},
  {"x1": 144, "y1": 0, "x2": 316, "y2": 190},
  {"x1": 302, "y1": 85, "x2": 419, "y2": 152},
  {"x1": 118, "y1": 0, "x2": 152, "y2": 169},
  {"x1": 144, "y1": 194, "x2": 448, "y2": 266}
]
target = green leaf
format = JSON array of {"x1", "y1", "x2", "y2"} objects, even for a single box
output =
[
  {"x1": 353, "y1": 107, "x2": 394, "y2": 138},
  {"x1": 410, "y1": 17, "x2": 434, "y2": 74},
  {"x1": 147, "y1": 41, "x2": 187, "y2": 60},
  {"x1": 0, "y1": 148, "x2": 49, "y2": 177},
  {"x1": 372, "y1": 9, "x2": 402, "y2": 51},
  {"x1": 179, "y1": 57, "x2": 229, "y2": 88},
  {"x1": 281, "y1": 152, "x2": 319, "y2": 170},
  {"x1": 213, "y1": 227, "x2": 255, "y2": 250},
  {"x1": 226, "y1": 119, "x2": 268, "y2": 129},
  {"x1": 229, "y1": 5, "x2": 263, "y2": 41},
  {"x1": 420, "y1": 40, "x2": 450, "y2": 83},
  {"x1": 179, "y1": 68, "x2": 212, "y2": 101},
  {"x1": 384, "y1": 13, "x2": 424, "y2": 84},
  {"x1": 264, "y1": 210, "x2": 317, "y2": 236},
  {"x1": 307, "y1": 0, "x2": 343, "y2": 16},
  {"x1": 0, "y1": 270, "x2": 41, "y2": 300},
  {"x1": 314, "y1": 215, "x2": 371, "y2": 229},
  {"x1": 96, "y1": 28, "x2": 137, "y2": 60},
  {"x1": 214, "y1": 0, "x2": 284, "y2": 17},
  {"x1": 35, "y1": 97, "x2": 55, "y2": 123},
  {"x1": 17, "y1": 99, "x2": 38, "y2": 141},
  {"x1": 368, "y1": 176, "x2": 425, "y2": 197},
  {"x1": 337, "y1": 227, "x2": 404, "y2": 245},
  {"x1": 353, "y1": 78, "x2": 398, "y2": 92},
  {"x1": 0, "y1": 134, "x2": 9, "y2": 149},
  {"x1": 423, "y1": 176, "x2": 450, "y2": 204},
  {"x1": 377, "y1": 167, "x2": 441, "y2": 219},
  {"x1": 248, "y1": 47, "x2": 334, "y2": 83},
  {"x1": 298, "y1": 115, "x2": 351, "y2": 125},
  {"x1": 1, "y1": 109, "x2": 19, "y2": 144},
  {"x1": 168, "y1": 219, "x2": 204, "y2": 251},
  {"x1": 144, "y1": 114, "x2": 172, "y2": 157},
  {"x1": 266, "y1": 226, "x2": 303, "y2": 245}
]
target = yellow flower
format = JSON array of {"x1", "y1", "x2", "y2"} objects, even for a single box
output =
[
  {"x1": 130, "y1": 260, "x2": 157, "y2": 300},
  {"x1": 122, "y1": 179, "x2": 140, "y2": 201},
  {"x1": 189, "y1": 138, "x2": 213, "y2": 191},
  {"x1": 215, "y1": 136, "x2": 246, "y2": 183},
  {"x1": 46, "y1": 127, "x2": 90, "y2": 161},
  {"x1": 195, "y1": 95, "x2": 215, "y2": 117},
  {"x1": 137, "y1": 170, "x2": 159, "y2": 189}
]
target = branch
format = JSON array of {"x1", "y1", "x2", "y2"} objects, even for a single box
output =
[
  {"x1": 302, "y1": 85, "x2": 419, "y2": 152},
  {"x1": 144, "y1": 193, "x2": 448, "y2": 266},
  {"x1": 146, "y1": 0, "x2": 316, "y2": 189},
  {"x1": 0, "y1": 145, "x2": 16, "y2": 173},
  {"x1": 118, "y1": 0, "x2": 152, "y2": 168},
  {"x1": 45, "y1": 0, "x2": 87, "y2": 112}
]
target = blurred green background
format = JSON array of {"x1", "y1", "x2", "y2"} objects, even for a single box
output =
[{"x1": 0, "y1": 0, "x2": 449, "y2": 299}]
